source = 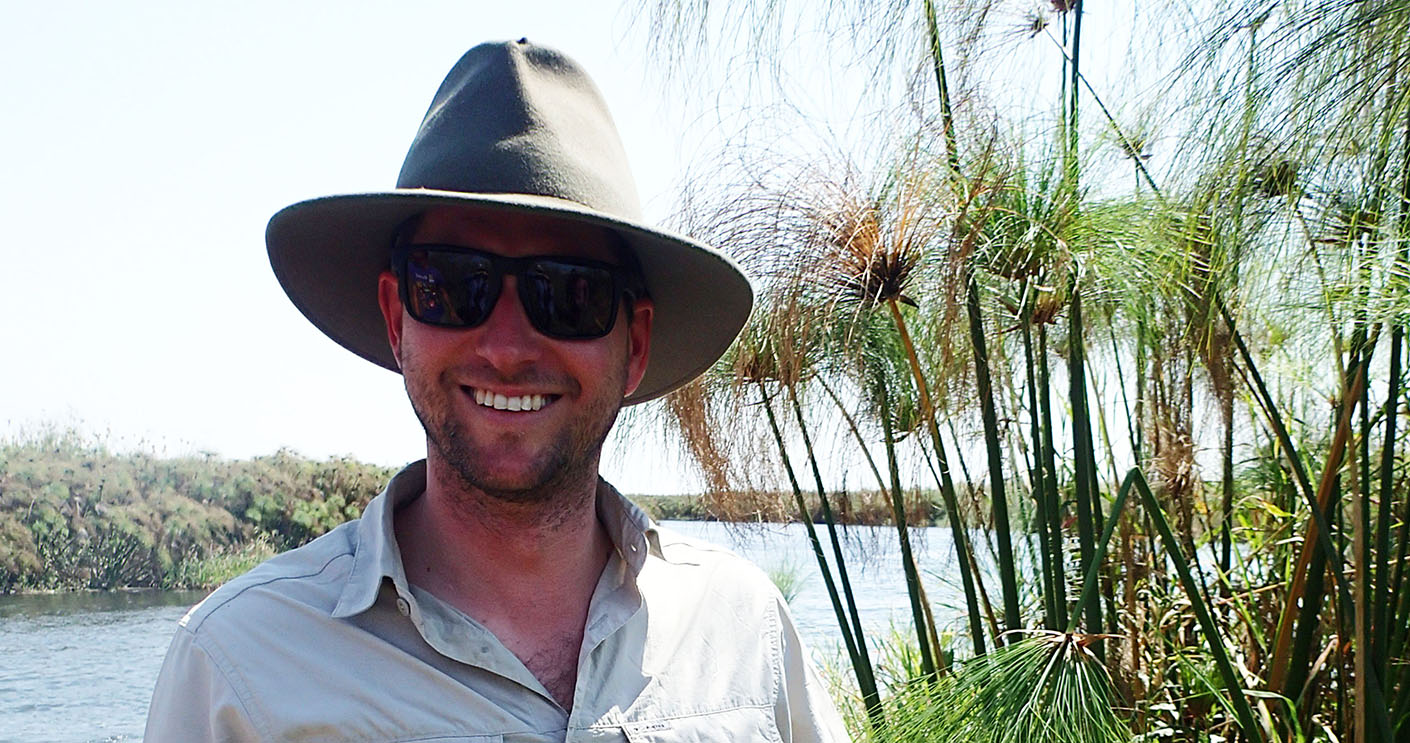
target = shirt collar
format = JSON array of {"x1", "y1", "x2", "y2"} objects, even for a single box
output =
[
  {"x1": 331, "y1": 460, "x2": 426, "y2": 618},
  {"x1": 593, "y1": 477, "x2": 662, "y2": 572},
  {"x1": 331, "y1": 460, "x2": 661, "y2": 619}
]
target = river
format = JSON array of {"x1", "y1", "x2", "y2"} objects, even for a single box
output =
[{"x1": 0, "y1": 521, "x2": 991, "y2": 742}]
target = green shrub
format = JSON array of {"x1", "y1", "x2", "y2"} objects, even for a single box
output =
[{"x1": 0, "y1": 431, "x2": 394, "y2": 592}]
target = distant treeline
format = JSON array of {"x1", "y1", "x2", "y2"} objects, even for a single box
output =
[
  {"x1": 0, "y1": 432, "x2": 396, "y2": 594},
  {"x1": 0, "y1": 431, "x2": 933, "y2": 594}
]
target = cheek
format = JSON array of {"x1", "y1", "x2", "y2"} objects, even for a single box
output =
[
  {"x1": 395, "y1": 323, "x2": 460, "y2": 377},
  {"x1": 600, "y1": 335, "x2": 637, "y2": 392},
  {"x1": 554, "y1": 333, "x2": 627, "y2": 392}
]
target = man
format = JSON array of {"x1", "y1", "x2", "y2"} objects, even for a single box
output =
[{"x1": 145, "y1": 39, "x2": 850, "y2": 742}]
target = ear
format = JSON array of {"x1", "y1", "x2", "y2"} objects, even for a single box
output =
[
  {"x1": 622, "y1": 297, "x2": 654, "y2": 398},
  {"x1": 376, "y1": 270, "x2": 405, "y2": 369}
]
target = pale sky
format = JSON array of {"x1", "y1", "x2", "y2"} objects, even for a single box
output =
[
  {"x1": 2, "y1": 1, "x2": 1151, "y2": 495},
  {"x1": 1, "y1": 1, "x2": 730, "y2": 493}
]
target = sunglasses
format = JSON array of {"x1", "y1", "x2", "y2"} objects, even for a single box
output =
[{"x1": 392, "y1": 244, "x2": 643, "y2": 339}]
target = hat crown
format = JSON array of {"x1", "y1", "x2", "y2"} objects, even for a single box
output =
[{"x1": 396, "y1": 40, "x2": 643, "y2": 220}]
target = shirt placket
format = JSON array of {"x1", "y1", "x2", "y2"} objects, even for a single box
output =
[
  {"x1": 564, "y1": 547, "x2": 644, "y2": 742},
  {"x1": 402, "y1": 583, "x2": 566, "y2": 713}
]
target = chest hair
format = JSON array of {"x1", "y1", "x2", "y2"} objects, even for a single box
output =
[{"x1": 516, "y1": 632, "x2": 583, "y2": 709}]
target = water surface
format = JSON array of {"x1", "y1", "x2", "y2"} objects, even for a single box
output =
[
  {"x1": 0, "y1": 521, "x2": 976, "y2": 742},
  {"x1": 0, "y1": 591, "x2": 205, "y2": 743}
]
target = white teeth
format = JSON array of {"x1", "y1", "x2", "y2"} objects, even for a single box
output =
[{"x1": 474, "y1": 389, "x2": 547, "y2": 412}]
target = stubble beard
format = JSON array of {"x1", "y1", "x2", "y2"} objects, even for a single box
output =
[{"x1": 404, "y1": 362, "x2": 626, "y2": 511}]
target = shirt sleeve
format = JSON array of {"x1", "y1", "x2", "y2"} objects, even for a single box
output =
[
  {"x1": 775, "y1": 598, "x2": 854, "y2": 743},
  {"x1": 145, "y1": 625, "x2": 264, "y2": 743}
]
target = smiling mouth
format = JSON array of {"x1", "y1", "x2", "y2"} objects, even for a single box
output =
[{"x1": 470, "y1": 387, "x2": 555, "y2": 412}]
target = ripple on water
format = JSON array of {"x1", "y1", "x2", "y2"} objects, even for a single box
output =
[{"x1": 0, "y1": 590, "x2": 205, "y2": 743}]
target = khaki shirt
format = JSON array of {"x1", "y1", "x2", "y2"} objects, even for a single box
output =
[{"x1": 145, "y1": 461, "x2": 850, "y2": 742}]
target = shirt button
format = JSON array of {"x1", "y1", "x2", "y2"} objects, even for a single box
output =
[{"x1": 395, "y1": 597, "x2": 411, "y2": 616}]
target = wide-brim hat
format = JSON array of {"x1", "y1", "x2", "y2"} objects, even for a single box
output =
[{"x1": 267, "y1": 39, "x2": 752, "y2": 404}]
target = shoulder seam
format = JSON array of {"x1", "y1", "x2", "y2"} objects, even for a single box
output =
[
  {"x1": 181, "y1": 624, "x2": 275, "y2": 741},
  {"x1": 185, "y1": 548, "x2": 352, "y2": 633}
]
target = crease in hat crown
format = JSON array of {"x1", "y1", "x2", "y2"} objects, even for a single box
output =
[
  {"x1": 397, "y1": 40, "x2": 643, "y2": 219},
  {"x1": 265, "y1": 39, "x2": 754, "y2": 405}
]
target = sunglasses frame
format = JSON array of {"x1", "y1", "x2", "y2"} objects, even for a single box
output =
[{"x1": 392, "y1": 243, "x2": 643, "y2": 340}]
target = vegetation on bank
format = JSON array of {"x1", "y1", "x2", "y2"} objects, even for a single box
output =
[
  {"x1": 0, "y1": 431, "x2": 394, "y2": 594},
  {"x1": 633, "y1": 0, "x2": 1410, "y2": 740},
  {"x1": 0, "y1": 430, "x2": 938, "y2": 594}
]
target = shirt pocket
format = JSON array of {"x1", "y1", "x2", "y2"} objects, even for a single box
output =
[{"x1": 621, "y1": 705, "x2": 781, "y2": 743}]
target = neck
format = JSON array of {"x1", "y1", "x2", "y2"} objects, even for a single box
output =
[{"x1": 395, "y1": 454, "x2": 611, "y2": 610}]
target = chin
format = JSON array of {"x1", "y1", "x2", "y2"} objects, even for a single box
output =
[
  {"x1": 408, "y1": 378, "x2": 618, "y2": 507},
  {"x1": 439, "y1": 440, "x2": 594, "y2": 506}
]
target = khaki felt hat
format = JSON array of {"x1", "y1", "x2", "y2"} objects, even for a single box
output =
[{"x1": 266, "y1": 39, "x2": 752, "y2": 404}]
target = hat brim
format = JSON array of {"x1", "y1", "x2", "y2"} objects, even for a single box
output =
[{"x1": 266, "y1": 189, "x2": 752, "y2": 405}]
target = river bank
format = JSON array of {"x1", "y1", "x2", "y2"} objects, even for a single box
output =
[{"x1": 1, "y1": 432, "x2": 941, "y2": 593}]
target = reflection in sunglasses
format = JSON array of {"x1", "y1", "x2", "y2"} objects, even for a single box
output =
[
  {"x1": 409, "y1": 257, "x2": 468, "y2": 325},
  {"x1": 566, "y1": 275, "x2": 590, "y2": 327},
  {"x1": 528, "y1": 273, "x2": 553, "y2": 328},
  {"x1": 396, "y1": 245, "x2": 632, "y2": 339}
]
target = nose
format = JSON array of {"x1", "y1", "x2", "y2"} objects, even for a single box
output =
[{"x1": 472, "y1": 276, "x2": 542, "y2": 371}]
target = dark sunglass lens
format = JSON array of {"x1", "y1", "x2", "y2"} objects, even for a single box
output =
[
  {"x1": 522, "y1": 261, "x2": 618, "y2": 338},
  {"x1": 405, "y1": 251, "x2": 450, "y2": 323},
  {"x1": 404, "y1": 249, "x2": 498, "y2": 327}
]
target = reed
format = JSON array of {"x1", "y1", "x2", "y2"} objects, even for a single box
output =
[{"x1": 635, "y1": 0, "x2": 1410, "y2": 738}]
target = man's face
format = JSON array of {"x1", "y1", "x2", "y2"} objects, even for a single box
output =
[{"x1": 376, "y1": 206, "x2": 653, "y2": 504}]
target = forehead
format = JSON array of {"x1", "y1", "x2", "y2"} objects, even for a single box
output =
[{"x1": 407, "y1": 205, "x2": 623, "y2": 263}]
